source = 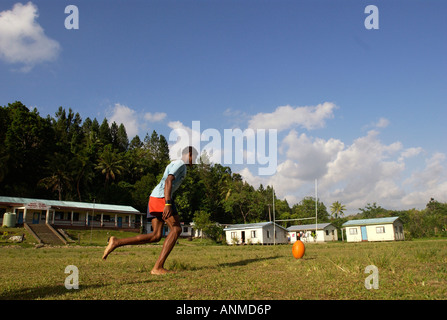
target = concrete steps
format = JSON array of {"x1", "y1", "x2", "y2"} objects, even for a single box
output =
[{"x1": 25, "y1": 223, "x2": 67, "y2": 245}]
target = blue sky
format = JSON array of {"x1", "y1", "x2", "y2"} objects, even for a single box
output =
[{"x1": 1, "y1": 0, "x2": 446, "y2": 214}]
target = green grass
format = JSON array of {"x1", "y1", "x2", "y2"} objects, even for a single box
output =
[
  {"x1": 0, "y1": 226, "x2": 36, "y2": 247},
  {"x1": 0, "y1": 230, "x2": 446, "y2": 300}
]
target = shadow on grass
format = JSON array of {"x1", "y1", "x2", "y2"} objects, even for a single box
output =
[
  {"x1": 0, "y1": 279, "x2": 158, "y2": 300},
  {"x1": 0, "y1": 283, "x2": 102, "y2": 300},
  {"x1": 216, "y1": 255, "x2": 281, "y2": 268},
  {"x1": 166, "y1": 255, "x2": 283, "y2": 272}
]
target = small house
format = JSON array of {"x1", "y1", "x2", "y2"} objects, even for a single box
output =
[
  {"x1": 342, "y1": 217, "x2": 404, "y2": 242},
  {"x1": 224, "y1": 222, "x2": 289, "y2": 245},
  {"x1": 146, "y1": 222, "x2": 194, "y2": 237},
  {"x1": 288, "y1": 223, "x2": 338, "y2": 243}
]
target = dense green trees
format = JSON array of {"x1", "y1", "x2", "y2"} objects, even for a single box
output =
[
  {"x1": 0, "y1": 102, "x2": 166, "y2": 212},
  {"x1": 0, "y1": 102, "x2": 446, "y2": 238}
]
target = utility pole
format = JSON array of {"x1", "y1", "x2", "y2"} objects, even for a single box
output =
[
  {"x1": 315, "y1": 179, "x2": 318, "y2": 242},
  {"x1": 273, "y1": 186, "x2": 276, "y2": 246}
]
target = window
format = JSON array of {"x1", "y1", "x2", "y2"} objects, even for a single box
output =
[
  {"x1": 267, "y1": 230, "x2": 271, "y2": 238},
  {"x1": 326, "y1": 230, "x2": 329, "y2": 236},
  {"x1": 349, "y1": 228, "x2": 358, "y2": 235},
  {"x1": 231, "y1": 232, "x2": 237, "y2": 239},
  {"x1": 376, "y1": 226, "x2": 385, "y2": 233},
  {"x1": 251, "y1": 230, "x2": 257, "y2": 238},
  {"x1": 183, "y1": 227, "x2": 189, "y2": 233},
  {"x1": 55, "y1": 211, "x2": 64, "y2": 220}
]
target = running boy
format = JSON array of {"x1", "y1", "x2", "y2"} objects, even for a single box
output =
[{"x1": 102, "y1": 146, "x2": 197, "y2": 275}]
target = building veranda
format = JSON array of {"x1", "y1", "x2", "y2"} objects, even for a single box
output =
[{"x1": 0, "y1": 196, "x2": 144, "y2": 232}]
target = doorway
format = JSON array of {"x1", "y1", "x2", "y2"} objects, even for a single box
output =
[
  {"x1": 32, "y1": 212, "x2": 40, "y2": 224},
  {"x1": 361, "y1": 226, "x2": 368, "y2": 241}
]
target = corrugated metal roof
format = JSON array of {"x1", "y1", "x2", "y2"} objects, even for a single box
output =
[
  {"x1": 342, "y1": 216, "x2": 401, "y2": 227},
  {"x1": 0, "y1": 196, "x2": 142, "y2": 214},
  {"x1": 288, "y1": 223, "x2": 333, "y2": 231},
  {"x1": 224, "y1": 221, "x2": 288, "y2": 232}
]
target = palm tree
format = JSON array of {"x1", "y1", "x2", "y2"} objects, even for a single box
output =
[
  {"x1": 95, "y1": 145, "x2": 124, "y2": 186},
  {"x1": 330, "y1": 201, "x2": 346, "y2": 219},
  {"x1": 38, "y1": 153, "x2": 73, "y2": 200}
]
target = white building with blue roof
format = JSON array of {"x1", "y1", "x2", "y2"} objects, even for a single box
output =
[
  {"x1": 342, "y1": 217, "x2": 404, "y2": 242},
  {"x1": 224, "y1": 221, "x2": 289, "y2": 245},
  {"x1": 288, "y1": 223, "x2": 338, "y2": 243}
]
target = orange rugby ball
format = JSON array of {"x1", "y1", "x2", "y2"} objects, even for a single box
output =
[{"x1": 292, "y1": 240, "x2": 305, "y2": 259}]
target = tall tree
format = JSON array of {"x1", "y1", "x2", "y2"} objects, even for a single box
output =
[
  {"x1": 291, "y1": 197, "x2": 329, "y2": 222},
  {"x1": 330, "y1": 201, "x2": 346, "y2": 219},
  {"x1": 116, "y1": 123, "x2": 129, "y2": 152},
  {"x1": 144, "y1": 130, "x2": 170, "y2": 172},
  {"x1": 99, "y1": 118, "x2": 112, "y2": 146},
  {"x1": 359, "y1": 202, "x2": 388, "y2": 218},
  {"x1": 224, "y1": 178, "x2": 257, "y2": 224},
  {"x1": 38, "y1": 153, "x2": 73, "y2": 200},
  {"x1": 95, "y1": 145, "x2": 124, "y2": 186},
  {"x1": 53, "y1": 107, "x2": 83, "y2": 153},
  {"x1": 110, "y1": 121, "x2": 119, "y2": 150},
  {"x1": 129, "y1": 135, "x2": 143, "y2": 150},
  {"x1": 2, "y1": 102, "x2": 54, "y2": 196}
]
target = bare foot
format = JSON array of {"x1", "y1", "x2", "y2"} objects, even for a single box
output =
[
  {"x1": 102, "y1": 236, "x2": 118, "y2": 260},
  {"x1": 151, "y1": 268, "x2": 175, "y2": 275}
]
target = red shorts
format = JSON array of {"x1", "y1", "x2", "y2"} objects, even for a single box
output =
[{"x1": 147, "y1": 197, "x2": 178, "y2": 219}]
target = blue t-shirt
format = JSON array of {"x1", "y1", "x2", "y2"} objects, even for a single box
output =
[{"x1": 150, "y1": 159, "x2": 187, "y2": 198}]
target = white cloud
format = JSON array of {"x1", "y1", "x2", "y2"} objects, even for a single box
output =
[
  {"x1": 108, "y1": 103, "x2": 140, "y2": 138},
  {"x1": 248, "y1": 102, "x2": 337, "y2": 131},
  {"x1": 209, "y1": 103, "x2": 446, "y2": 214},
  {"x1": 375, "y1": 117, "x2": 390, "y2": 128},
  {"x1": 401, "y1": 152, "x2": 447, "y2": 207},
  {"x1": 106, "y1": 104, "x2": 171, "y2": 139},
  {"x1": 149, "y1": 104, "x2": 447, "y2": 215},
  {"x1": 282, "y1": 130, "x2": 344, "y2": 180},
  {"x1": 144, "y1": 112, "x2": 166, "y2": 122},
  {"x1": 238, "y1": 125, "x2": 446, "y2": 215},
  {"x1": 0, "y1": 2, "x2": 60, "y2": 71},
  {"x1": 399, "y1": 147, "x2": 423, "y2": 162},
  {"x1": 314, "y1": 130, "x2": 406, "y2": 210},
  {"x1": 363, "y1": 117, "x2": 391, "y2": 131}
]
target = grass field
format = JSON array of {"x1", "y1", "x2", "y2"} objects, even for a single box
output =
[{"x1": 0, "y1": 228, "x2": 446, "y2": 300}]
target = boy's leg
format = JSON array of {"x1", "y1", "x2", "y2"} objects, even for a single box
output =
[
  {"x1": 151, "y1": 214, "x2": 182, "y2": 275},
  {"x1": 102, "y1": 217, "x2": 164, "y2": 260}
]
